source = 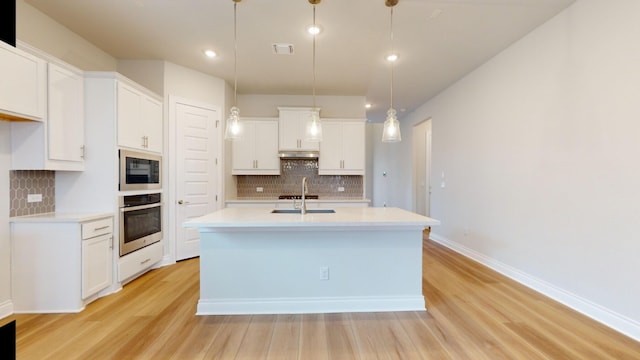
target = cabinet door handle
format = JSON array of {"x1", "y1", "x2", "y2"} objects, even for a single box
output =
[
  {"x1": 255, "y1": 160, "x2": 258, "y2": 169},
  {"x1": 141, "y1": 136, "x2": 146, "y2": 148},
  {"x1": 80, "y1": 145, "x2": 85, "y2": 159},
  {"x1": 110, "y1": 237, "x2": 114, "y2": 250}
]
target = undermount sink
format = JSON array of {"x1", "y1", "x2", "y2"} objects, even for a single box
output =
[{"x1": 271, "y1": 209, "x2": 336, "y2": 214}]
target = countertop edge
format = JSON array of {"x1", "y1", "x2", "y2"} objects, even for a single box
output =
[{"x1": 10, "y1": 212, "x2": 115, "y2": 223}]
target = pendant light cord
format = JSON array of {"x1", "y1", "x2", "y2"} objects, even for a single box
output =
[
  {"x1": 312, "y1": 4, "x2": 317, "y2": 111},
  {"x1": 389, "y1": 6, "x2": 394, "y2": 110},
  {"x1": 233, "y1": 1, "x2": 238, "y2": 107}
]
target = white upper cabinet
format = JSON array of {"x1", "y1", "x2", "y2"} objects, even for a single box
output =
[
  {"x1": 232, "y1": 118, "x2": 280, "y2": 175},
  {"x1": 10, "y1": 44, "x2": 85, "y2": 171},
  {"x1": 278, "y1": 107, "x2": 320, "y2": 152},
  {"x1": 48, "y1": 62, "x2": 84, "y2": 163},
  {"x1": 319, "y1": 120, "x2": 365, "y2": 175},
  {"x1": 117, "y1": 81, "x2": 163, "y2": 153},
  {"x1": 0, "y1": 41, "x2": 46, "y2": 121}
]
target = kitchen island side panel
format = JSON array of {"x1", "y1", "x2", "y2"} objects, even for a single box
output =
[{"x1": 197, "y1": 228, "x2": 424, "y2": 314}]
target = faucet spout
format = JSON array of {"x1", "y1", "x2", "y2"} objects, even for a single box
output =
[{"x1": 301, "y1": 177, "x2": 308, "y2": 214}]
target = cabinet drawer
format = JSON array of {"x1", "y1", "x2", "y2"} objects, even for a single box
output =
[
  {"x1": 82, "y1": 217, "x2": 113, "y2": 240},
  {"x1": 118, "y1": 242, "x2": 163, "y2": 282}
]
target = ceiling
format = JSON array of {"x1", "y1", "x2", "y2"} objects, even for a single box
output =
[{"x1": 24, "y1": 0, "x2": 575, "y2": 122}]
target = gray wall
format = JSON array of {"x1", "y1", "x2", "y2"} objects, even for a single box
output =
[{"x1": 396, "y1": 0, "x2": 640, "y2": 339}]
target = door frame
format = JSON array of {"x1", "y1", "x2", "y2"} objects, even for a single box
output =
[
  {"x1": 167, "y1": 95, "x2": 222, "y2": 263},
  {"x1": 412, "y1": 118, "x2": 432, "y2": 216}
]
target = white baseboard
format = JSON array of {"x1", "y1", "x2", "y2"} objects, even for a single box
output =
[
  {"x1": 429, "y1": 233, "x2": 640, "y2": 342},
  {"x1": 155, "y1": 254, "x2": 175, "y2": 268},
  {"x1": 0, "y1": 300, "x2": 13, "y2": 320},
  {"x1": 197, "y1": 296, "x2": 426, "y2": 315}
]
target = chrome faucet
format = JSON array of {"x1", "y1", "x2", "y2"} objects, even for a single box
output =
[
  {"x1": 301, "y1": 177, "x2": 308, "y2": 214},
  {"x1": 294, "y1": 177, "x2": 309, "y2": 214}
]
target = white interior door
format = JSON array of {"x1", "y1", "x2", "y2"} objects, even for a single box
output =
[
  {"x1": 413, "y1": 119, "x2": 432, "y2": 216},
  {"x1": 175, "y1": 101, "x2": 219, "y2": 260}
]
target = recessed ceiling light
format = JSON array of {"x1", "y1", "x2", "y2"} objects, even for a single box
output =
[
  {"x1": 204, "y1": 49, "x2": 217, "y2": 58},
  {"x1": 365, "y1": 103, "x2": 372, "y2": 109},
  {"x1": 386, "y1": 54, "x2": 398, "y2": 62},
  {"x1": 307, "y1": 25, "x2": 322, "y2": 35}
]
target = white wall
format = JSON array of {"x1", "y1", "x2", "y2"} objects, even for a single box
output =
[
  {"x1": 398, "y1": 0, "x2": 640, "y2": 339},
  {"x1": 16, "y1": 0, "x2": 116, "y2": 71},
  {"x1": 0, "y1": 122, "x2": 11, "y2": 317},
  {"x1": 369, "y1": 123, "x2": 405, "y2": 208},
  {"x1": 238, "y1": 94, "x2": 366, "y2": 118},
  {"x1": 117, "y1": 60, "x2": 165, "y2": 96}
]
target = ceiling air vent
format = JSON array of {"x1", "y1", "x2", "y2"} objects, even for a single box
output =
[{"x1": 272, "y1": 43, "x2": 294, "y2": 55}]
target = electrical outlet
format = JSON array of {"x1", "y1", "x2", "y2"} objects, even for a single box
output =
[
  {"x1": 337, "y1": 186, "x2": 345, "y2": 192},
  {"x1": 27, "y1": 194, "x2": 43, "y2": 203},
  {"x1": 256, "y1": 187, "x2": 263, "y2": 192},
  {"x1": 319, "y1": 266, "x2": 329, "y2": 280}
]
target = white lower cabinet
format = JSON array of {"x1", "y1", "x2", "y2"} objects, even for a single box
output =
[
  {"x1": 11, "y1": 215, "x2": 114, "y2": 313},
  {"x1": 81, "y1": 218, "x2": 114, "y2": 299},
  {"x1": 118, "y1": 241, "x2": 163, "y2": 283}
]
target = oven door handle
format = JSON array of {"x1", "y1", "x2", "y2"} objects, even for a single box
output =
[{"x1": 120, "y1": 203, "x2": 161, "y2": 212}]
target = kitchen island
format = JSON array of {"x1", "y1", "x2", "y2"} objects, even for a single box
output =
[{"x1": 184, "y1": 206, "x2": 439, "y2": 315}]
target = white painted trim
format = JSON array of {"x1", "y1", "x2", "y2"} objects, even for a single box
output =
[
  {"x1": 0, "y1": 300, "x2": 13, "y2": 319},
  {"x1": 429, "y1": 233, "x2": 640, "y2": 342},
  {"x1": 197, "y1": 296, "x2": 426, "y2": 315}
]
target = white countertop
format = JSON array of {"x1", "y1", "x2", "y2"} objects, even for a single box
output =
[
  {"x1": 226, "y1": 199, "x2": 371, "y2": 203},
  {"x1": 184, "y1": 207, "x2": 439, "y2": 229},
  {"x1": 10, "y1": 212, "x2": 114, "y2": 223}
]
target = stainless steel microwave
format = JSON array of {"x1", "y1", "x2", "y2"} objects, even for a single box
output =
[{"x1": 119, "y1": 150, "x2": 162, "y2": 191}]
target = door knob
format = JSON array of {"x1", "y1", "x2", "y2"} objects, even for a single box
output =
[{"x1": 178, "y1": 200, "x2": 190, "y2": 205}]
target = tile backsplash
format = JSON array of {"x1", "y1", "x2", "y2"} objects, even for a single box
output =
[
  {"x1": 9, "y1": 170, "x2": 55, "y2": 217},
  {"x1": 236, "y1": 160, "x2": 363, "y2": 199}
]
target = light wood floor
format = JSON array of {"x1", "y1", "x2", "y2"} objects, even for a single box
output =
[{"x1": 3, "y1": 236, "x2": 639, "y2": 359}]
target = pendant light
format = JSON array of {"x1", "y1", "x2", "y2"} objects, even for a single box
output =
[
  {"x1": 224, "y1": 0, "x2": 242, "y2": 141},
  {"x1": 382, "y1": 0, "x2": 402, "y2": 143},
  {"x1": 305, "y1": 0, "x2": 323, "y2": 142}
]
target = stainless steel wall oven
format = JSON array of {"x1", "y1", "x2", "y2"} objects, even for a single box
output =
[{"x1": 119, "y1": 193, "x2": 162, "y2": 256}]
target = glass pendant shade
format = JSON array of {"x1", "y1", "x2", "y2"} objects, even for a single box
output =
[
  {"x1": 224, "y1": 106, "x2": 242, "y2": 140},
  {"x1": 382, "y1": 0, "x2": 402, "y2": 143},
  {"x1": 305, "y1": 111, "x2": 322, "y2": 142},
  {"x1": 382, "y1": 108, "x2": 401, "y2": 142},
  {"x1": 225, "y1": 0, "x2": 242, "y2": 141},
  {"x1": 305, "y1": 0, "x2": 323, "y2": 142}
]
